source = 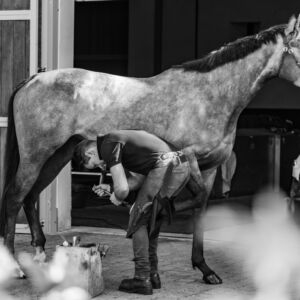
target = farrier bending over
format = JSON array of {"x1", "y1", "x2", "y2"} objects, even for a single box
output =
[{"x1": 74, "y1": 130, "x2": 190, "y2": 295}]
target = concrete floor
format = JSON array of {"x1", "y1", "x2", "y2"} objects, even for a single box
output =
[{"x1": 6, "y1": 199, "x2": 300, "y2": 299}]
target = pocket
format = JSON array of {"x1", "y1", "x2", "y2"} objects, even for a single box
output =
[{"x1": 159, "y1": 163, "x2": 190, "y2": 198}]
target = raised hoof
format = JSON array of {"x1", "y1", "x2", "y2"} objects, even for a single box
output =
[{"x1": 203, "y1": 273, "x2": 223, "y2": 284}]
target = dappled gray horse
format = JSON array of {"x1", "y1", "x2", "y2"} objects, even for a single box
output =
[{"x1": 2, "y1": 15, "x2": 300, "y2": 283}]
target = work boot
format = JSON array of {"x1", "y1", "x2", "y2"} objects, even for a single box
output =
[
  {"x1": 150, "y1": 273, "x2": 161, "y2": 289},
  {"x1": 119, "y1": 277, "x2": 153, "y2": 295}
]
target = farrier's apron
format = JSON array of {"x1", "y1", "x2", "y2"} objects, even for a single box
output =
[{"x1": 126, "y1": 151, "x2": 190, "y2": 238}]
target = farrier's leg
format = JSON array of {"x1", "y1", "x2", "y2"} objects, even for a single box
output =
[
  {"x1": 148, "y1": 214, "x2": 164, "y2": 276},
  {"x1": 127, "y1": 165, "x2": 171, "y2": 238},
  {"x1": 119, "y1": 221, "x2": 153, "y2": 294},
  {"x1": 132, "y1": 225, "x2": 151, "y2": 279},
  {"x1": 124, "y1": 168, "x2": 172, "y2": 292},
  {"x1": 130, "y1": 208, "x2": 163, "y2": 283},
  {"x1": 148, "y1": 161, "x2": 191, "y2": 279}
]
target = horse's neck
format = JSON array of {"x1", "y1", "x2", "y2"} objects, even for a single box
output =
[
  {"x1": 221, "y1": 38, "x2": 284, "y2": 108},
  {"x1": 160, "y1": 39, "x2": 284, "y2": 146},
  {"x1": 214, "y1": 42, "x2": 284, "y2": 134},
  {"x1": 162, "y1": 38, "x2": 284, "y2": 113}
]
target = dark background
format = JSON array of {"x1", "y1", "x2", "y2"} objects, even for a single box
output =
[
  {"x1": 72, "y1": 0, "x2": 300, "y2": 230},
  {"x1": 74, "y1": 0, "x2": 300, "y2": 109}
]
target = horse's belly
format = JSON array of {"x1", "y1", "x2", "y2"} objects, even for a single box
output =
[{"x1": 197, "y1": 141, "x2": 234, "y2": 170}]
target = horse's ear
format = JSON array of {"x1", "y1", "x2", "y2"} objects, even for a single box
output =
[
  {"x1": 296, "y1": 13, "x2": 300, "y2": 30},
  {"x1": 285, "y1": 15, "x2": 297, "y2": 36}
]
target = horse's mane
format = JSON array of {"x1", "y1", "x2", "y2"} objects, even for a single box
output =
[{"x1": 174, "y1": 25, "x2": 286, "y2": 73}]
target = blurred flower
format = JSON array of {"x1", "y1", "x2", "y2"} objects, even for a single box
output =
[
  {"x1": 19, "y1": 248, "x2": 91, "y2": 299},
  {"x1": 205, "y1": 188, "x2": 300, "y2": 300},
  {"x1": 0, "y1": 245, "x2": 22, "y2": 287}
]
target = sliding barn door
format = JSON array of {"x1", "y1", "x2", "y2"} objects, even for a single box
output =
[{"x1": 0, "y1": 0, "x2": 38, "y2": 232}]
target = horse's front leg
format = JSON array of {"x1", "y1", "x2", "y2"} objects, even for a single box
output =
[
  {"x1": 182, "y1": 151, "x2": 208, "y2": 204},
  {"x1": 173, "y1": 164, "x2": 222, "y2": 284},
  {"x1": 191, "y1": 168, "x2": 222, "y2": 284}
]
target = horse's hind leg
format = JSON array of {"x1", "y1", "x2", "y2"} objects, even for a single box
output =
[
  {"x1": 23, "y1": 193, "x2": 46, "y2": 262},
  {"x1": 23, "y1": 136, "x2": 83, "y2": 262}
]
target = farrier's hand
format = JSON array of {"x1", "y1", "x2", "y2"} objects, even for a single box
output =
[
  {"x1": 110, "y1": 192, "x2": 123, "y2": 206},
  {"x1": 92, "y1": 184, "x2": 111, "y2": 197}
]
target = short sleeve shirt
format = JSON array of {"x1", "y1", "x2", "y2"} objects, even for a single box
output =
[{"x1": 97, "y1": 130, "x2": 172, "y2": 175}]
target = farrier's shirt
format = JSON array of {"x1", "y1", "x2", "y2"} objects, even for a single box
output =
[{"x1": 97, "y1": 130, "x2": 171, "y2": 175}]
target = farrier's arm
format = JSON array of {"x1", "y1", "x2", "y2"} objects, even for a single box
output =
[
  {"x1": 110, "y1": 163, "x2": 130, "y2": 201},
  {"x1": 126, "y1": 171, "x2": 145, "y2": 191}
]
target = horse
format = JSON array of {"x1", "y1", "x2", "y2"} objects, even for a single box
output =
[{"x1": 1, "y1": 14, "x2": 300, "y2": 283}]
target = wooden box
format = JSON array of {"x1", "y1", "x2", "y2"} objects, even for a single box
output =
[{"x1": 56, "y1": 245, "x2": 104, "y2": 297}]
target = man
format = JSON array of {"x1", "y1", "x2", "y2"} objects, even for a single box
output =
[{"x1": 74, "y1": 130, "x2": 190, "y2": 295}]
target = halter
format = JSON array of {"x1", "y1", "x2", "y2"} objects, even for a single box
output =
[{"x1": 283, "y1": 43, "x2": 300, "y2": 67}]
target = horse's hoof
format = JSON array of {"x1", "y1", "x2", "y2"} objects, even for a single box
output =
[
  {"x1": 18, "y1": 272, "x2": 27, "y2": 279},
  {"x1": 192, "y1": 262, "x2": 223, "y2": 284},
  {"x1": 203, "y1": 273, "x2": 222, "y2": 284},
  {"x1": 33, "y1": 251, "x2": 46, "y2": 264},
  {"x1": 14, "y1": 268, "x2": 26, "y2": 279}
]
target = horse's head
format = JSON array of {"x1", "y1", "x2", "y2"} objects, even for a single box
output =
[
  {"x1": 290, "y1": 155, "x2": 300, "y2": 211},
  {"x1": 279, "y1": 14, "x2": 300, "y2": 86}
]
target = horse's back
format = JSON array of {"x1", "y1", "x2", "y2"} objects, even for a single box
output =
[
  {"x1": 12, "y1": 68, "x2": 154, "y2": 146},
  {"x1": 20, "y1": 68, "x2": 151, "y2": 106}
]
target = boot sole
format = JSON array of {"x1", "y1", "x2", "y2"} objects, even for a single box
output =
[
  {"x1": 119, "y1": 286, "x2": 153, "y2": 295},
  {"x1": 152, "y1": 283, "x2": 161, "y2": 289}
]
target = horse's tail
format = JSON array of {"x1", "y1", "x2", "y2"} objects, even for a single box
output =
[{"x1": 0, "y1": 75, "x2": 37, "y2": 235}]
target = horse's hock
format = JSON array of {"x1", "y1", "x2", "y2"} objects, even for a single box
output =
[{"x1": 56, "y1": 245, "x2": 105, "y2": 297}]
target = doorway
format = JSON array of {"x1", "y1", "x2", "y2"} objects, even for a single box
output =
[
  {"x1": 74, "y1": 0, "x2": 129, "y2": 75},
  {"x1": 71, "y1": 0, "x2": 130, "y2": 230}
]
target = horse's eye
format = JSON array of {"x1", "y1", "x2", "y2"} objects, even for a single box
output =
[{"x1": 290, "y1": 40, "x2": 300, "y2": 48}]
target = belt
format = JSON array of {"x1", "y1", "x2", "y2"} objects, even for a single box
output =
[{"x1": 160, "y1": 151, "x2": 187, "y2": 164}]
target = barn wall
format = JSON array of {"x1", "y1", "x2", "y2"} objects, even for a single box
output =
[
  {"x1": 0, "y1": 20, "x2": 30, "y2": 115},
  {"x1": 0, "y1": 8, "x2": 31, "y2": 201},
  {"x1": 0, "y1": 0, "x2": 37, "y2": 226},
  {"x1": 0, "y1": 0, "x2": 30, "y2": 10},
  {"x1": 128, "y1": 0, "x2": 156, "y2": 76}
]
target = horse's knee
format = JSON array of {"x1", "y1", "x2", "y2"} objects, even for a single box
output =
[
  {"x1": 31, "y1": 236, "x2": 46, "y2": 249},
  {"x1": 6, "y1": 200, "x2": 23, "y2": 218}
]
